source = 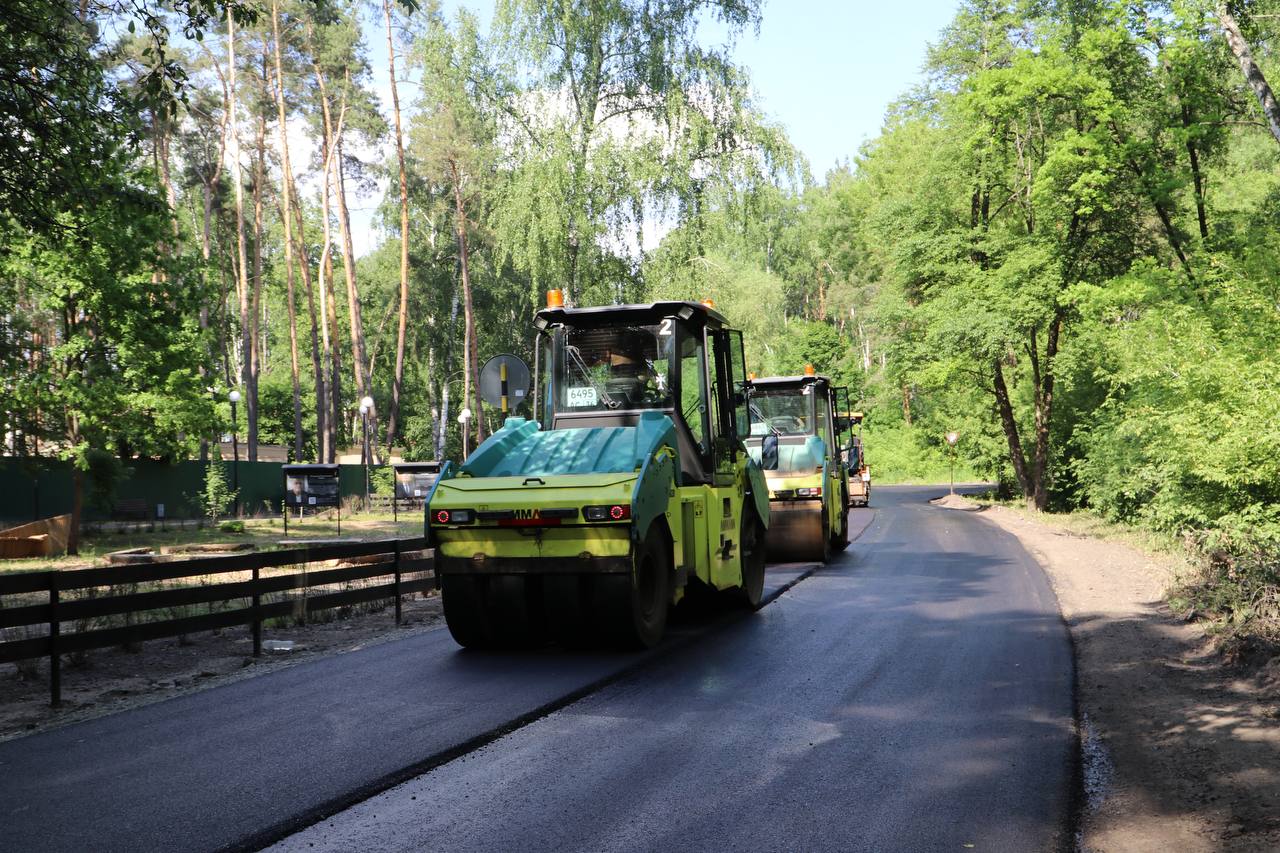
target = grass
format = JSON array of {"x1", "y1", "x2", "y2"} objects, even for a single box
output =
[
  {"x1": 2, "y1": 512, "x2": 435, "y2": 671},
  {"x1": 0, "y1": 512, "x2": 428, "y2": 575},
  {"x1": 967, "y1": 490, "x2": 1280, "y2": 653},
  {"x1": 973, "y1": 491, "x2": 1191, "y2": 562}
]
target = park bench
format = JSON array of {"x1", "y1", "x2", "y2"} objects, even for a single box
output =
[{"x1": 112, "y1": 498, "x2": 150, "y2": 520}]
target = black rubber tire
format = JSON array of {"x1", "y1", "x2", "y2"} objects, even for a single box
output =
[
  {"x1": 487, "y1": 574, "x2": 546, "y2": 647},
  {"x1": 441, "y1": 574, "x2": 493, "y2": 649},
  {"x1": 596, "y1": 531, "x2": 670, "y2": 649},
  {"x1": 830, "y1": 495, "x2": 850, "y2": 553},
  {"x1": 736, "y1": 512, "x2": 766, "y2": 610},
  {"x1": 543, "y1": 574, "x2": 594, "y2": 647},
  {"x1": 811, "y1": 513, "x2": 833, "y2": 563}
]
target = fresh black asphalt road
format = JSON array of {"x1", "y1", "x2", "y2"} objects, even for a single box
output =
[
  {"x1": 2, "y1": 486, "x2": 1075, "y2": 852},
  {"x1": 0, "y1": 553, "x2": 815, "y2": 852}
]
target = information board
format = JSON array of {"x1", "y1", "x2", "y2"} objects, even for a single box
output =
[
  {"x1": 282, "y1": 464, "x2": 341, "y2": 508},
  {"x1": 393, "y1": 462, "x2": 442, "y2": 501}
]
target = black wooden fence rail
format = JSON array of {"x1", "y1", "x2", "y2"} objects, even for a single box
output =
[{"x1": 0, "y1": 538, "x2": 433, "y2": 707}]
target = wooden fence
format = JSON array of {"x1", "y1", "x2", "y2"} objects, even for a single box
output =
[{"x1": 0, "y1": 538, "x2": 433, "y2": 707}]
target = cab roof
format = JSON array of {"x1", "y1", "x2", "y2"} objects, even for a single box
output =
[
  {"x1": 535, "y1": 300, "x2": 730, "y2": 331},
  {"x1": 750, "y1": 374, "x2": 833, "y2": 390}
]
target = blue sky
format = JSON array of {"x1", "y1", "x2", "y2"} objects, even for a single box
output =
[
  {"x1": 351, "y1": 1, "x2": 963, "y2": 252},
  {"x1": 718, "y1": 1, "x2": 961, "y2": 177}
]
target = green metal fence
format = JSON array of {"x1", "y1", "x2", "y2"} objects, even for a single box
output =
[{"x1": 0, "y1": 459, "x2": 389, "y2": 524}]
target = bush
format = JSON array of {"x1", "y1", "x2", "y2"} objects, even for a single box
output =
[
  {"x1": 218, "y1": 519, "x2": 245, "y2": 534},
  {"x1": 203, "y1": 454, "x2": 237, "y2": 522},
  {"x1": 860, "y1": 423, "x2": 982, "y2": 484}
]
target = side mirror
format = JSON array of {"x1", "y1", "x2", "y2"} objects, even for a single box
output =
[{"x1": 761, "y1": 433, "x2": 779, "y2": 470}]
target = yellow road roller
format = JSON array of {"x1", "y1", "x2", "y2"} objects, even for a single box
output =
[{"x1": 744, "y1": 368, "x2": 853, "y2": 563}]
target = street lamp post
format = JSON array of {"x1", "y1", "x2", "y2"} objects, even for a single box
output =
[
  {"x1": 359, "y1": 395, "x2": 374, "y2": 511},
  {"x1": 229, "y1": 390, "x2": 242, "y2": 516},
  {"x1": 945, "y1": 431, "x2": 960, "y2": 496},
  {"x1": 458, "y1": 407, "x2": 472, "y2": 459}
]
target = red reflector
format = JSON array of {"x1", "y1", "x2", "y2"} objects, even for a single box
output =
[
  {"x1": 498, "y1": 517, "x2": 562, "y2": 527},
  {"x1": 435, "y1": 510, "x2": 450, "y2": 524}
]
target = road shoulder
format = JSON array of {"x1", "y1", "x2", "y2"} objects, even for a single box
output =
[
  {"x1": 935, "y1": 495, "x2": 1280, "y2": 852},
  {"x1": 1, "y1": 594, "x2": 446, "y2": 742}
]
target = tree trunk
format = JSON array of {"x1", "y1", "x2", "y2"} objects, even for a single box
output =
[
  {"x1": 436, "y1": 289, "x2": 460, "y2": 460},
  {"x1": 288, "y1": 176, "x2": 328, "y2": 462},
  {"x1": 1027, "y1": 312, "x2": 1063, "y2": 512},
  {"x1": 1179, "y1": 102, "x2": 1210, "y2": 240},
  {"x1": 436, "y1": 354, "x2": 450, "y2": 461},
  {"x1": 901, "y1": 384, "x2": 912, "y2": 426},
  {"x1": 322, "y1": 187, "x2": 344, "y2": 461},
  {"x1": 198, "y1": 43, "x2": 230, "y2": 460},
  {"x1": 453, "y1": 162, "x2": 485, "y2": 450},
  {"x1": 69, "y1": 468, "x2": 82, "y2": 556},
  {"x1": 270, "y1": 0, "x2": 304, "y2": 461},
  {"x1": 383, "y1": 0, "x2": 411, "y2": 452},
  {"x1": 1219, "y1": 4, "x2": 1280, "y2": 147},
  {"x1": 249, "y1": 77, "x2": 268, "y2": 462},
  {"x1": 227, "y1": 11, "x2": 256, "y2": 461},
  {"x1": 992, "y1": 357, "x2": 1034, "y2": 507},
  {"x1": 334, "y1": 137, "x2": 376, "y2": 457},
  {"x1": 310, "y1": 46, "x2": 346, "y2": 462}
]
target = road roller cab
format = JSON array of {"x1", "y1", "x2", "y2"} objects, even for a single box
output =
[
  {"x1": 744, "y1": 371, "x2": 853, "y2": 562},
  {"x1": 427, "y1": 296, "x2": 772, "y2": 650}
]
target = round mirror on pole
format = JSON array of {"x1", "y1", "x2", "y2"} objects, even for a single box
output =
[{"x1": 479, "y1": 354, "x2": 531, "y2": 416}]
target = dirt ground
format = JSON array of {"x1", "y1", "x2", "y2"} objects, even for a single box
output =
[
  {"x1": 934, "y1": 495, "x2": 1280, "y2": 852},
  {"x1": 0, "y1": 592, "x2": 444, "y2": 742}
]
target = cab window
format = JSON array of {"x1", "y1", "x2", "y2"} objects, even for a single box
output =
[{"x1": 678, "y1": 328, "x2": 708, "y2": 455}]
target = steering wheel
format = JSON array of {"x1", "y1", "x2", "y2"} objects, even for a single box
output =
[{"x1": 768, "y1": 415, "x2": 805, "y2": 434}]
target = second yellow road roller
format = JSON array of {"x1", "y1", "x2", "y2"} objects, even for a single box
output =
[{"x1": 745, "y1": 367, "x2": 853, "y2": 562}]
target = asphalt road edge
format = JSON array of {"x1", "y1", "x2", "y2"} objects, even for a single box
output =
[
  {"x1": 930, "y1": 493, "x2": 1083, "y2": 853},
  {"x1": 226, "y1": 561, "x2": 829, "y2": 853}
]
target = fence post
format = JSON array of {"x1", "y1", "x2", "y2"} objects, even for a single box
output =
[
  {"x1": 394, "y1": 540, "x2": 403, "y2": 626},
  {"x1": 49, "y1": 571, "x2": 60, "y2": 708},
  {"x1": 252, "y1": 565, "x2": 262, "y2": 657}
]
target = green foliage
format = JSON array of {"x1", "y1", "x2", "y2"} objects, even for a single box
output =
[
  {"x1": 1070, "y1": 261, "x2": 1280, "y2": 538},
  {"x1": 859, "y1": 424, "x2": 981, "y2": 485},
  {"x1": 85, "y1": 451, "x2": 128, "y2": 514},
  {"x1": 485, "y1": 0, "x2": 794, "y2": 301},
  {"x1": 5, "y1": 0, "x2": 1280, "y2": 630},
  {"x1": 218, "y1": 519, "x2": 246, "y2": 534},
  {"x1": 370, "y1": 464, "x2": 394, "y2": 496},
  {"x1": 204, "y1": 458, "x2": 237, "y2": 522}
]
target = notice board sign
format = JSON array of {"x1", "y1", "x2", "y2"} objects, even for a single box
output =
[
  {"x1": 283, "y1": 464, "x2": 341, "y2": 508},
  {"x1": 393, "y1": 462, "x2": 442, "y2": 501}
]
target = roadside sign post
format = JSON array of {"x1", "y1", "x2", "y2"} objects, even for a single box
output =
[
  {"x1": 359, "y1": 396, "x2": 373, "y2": 512},
  {"x1": 945, "y1": 431, "x2": 960, "y2": 495},
  {"x1": 229, "y1": 389, "x2": 242, "y2": 517}
]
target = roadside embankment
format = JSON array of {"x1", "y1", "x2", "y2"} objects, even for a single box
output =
[{"x1": 934, "y1": 495, "x2": 1280, "y2": 852}]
